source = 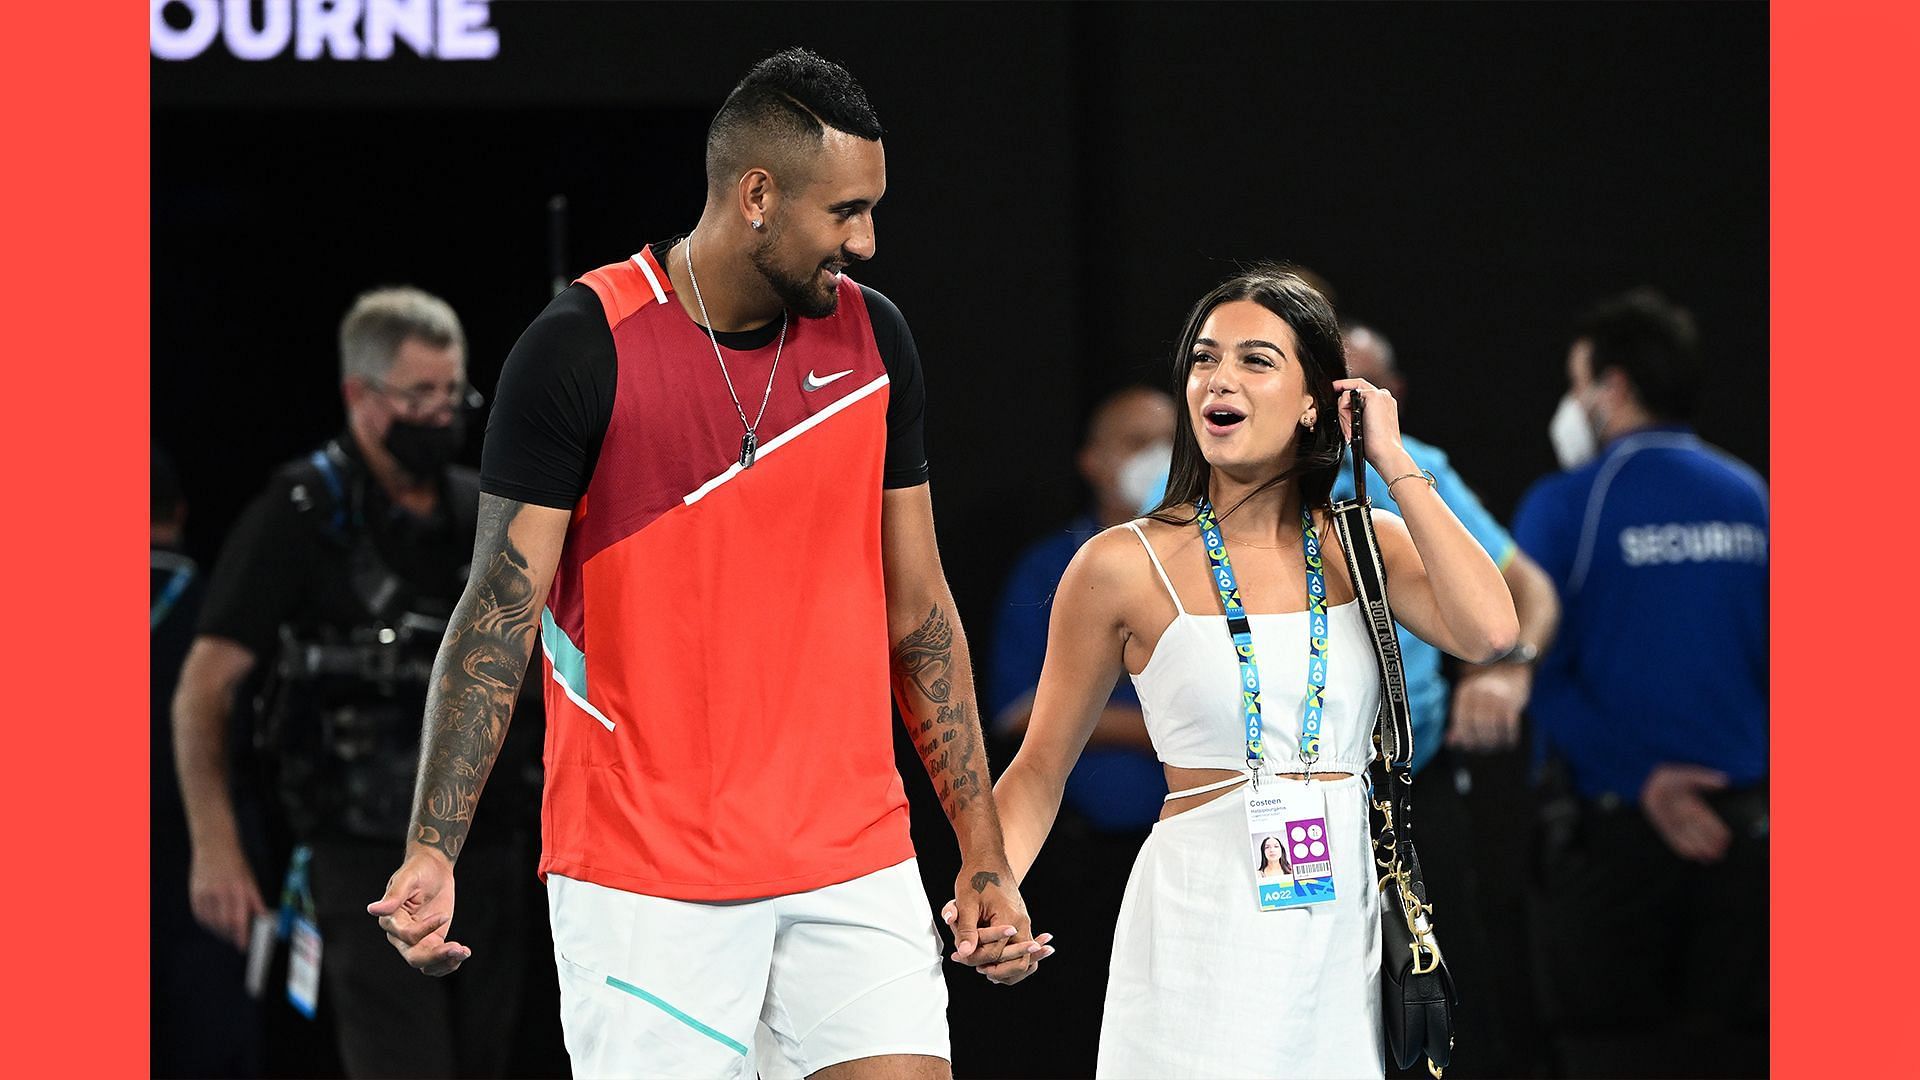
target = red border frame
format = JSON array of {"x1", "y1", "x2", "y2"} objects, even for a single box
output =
[
  {"x1": 4, "y1": 1, "x2": 1897, "y2": 1072},
  {"x1": 3, "y1": 6, "x2": 150, "y2": 1076},
  {"x1": 1772, "y1": 1, "x2": 1913, "y2": 1075}
]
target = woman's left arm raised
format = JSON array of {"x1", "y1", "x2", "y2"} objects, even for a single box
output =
[{"x1": 1333, "y1": 381, "x2": 1519, "y2": 663}]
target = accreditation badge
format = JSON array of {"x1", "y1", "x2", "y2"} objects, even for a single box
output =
[
  {"x1": 1244, "y1": 778, "x2": 1336, "y2": 911},
  {"x1": 287, "y1": 915, "x2": 323, "y2": 1019}
]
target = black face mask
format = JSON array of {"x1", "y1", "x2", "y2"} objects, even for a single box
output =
[{"x1": 383, "y1": 415, "x2": 465, "y2": 481}]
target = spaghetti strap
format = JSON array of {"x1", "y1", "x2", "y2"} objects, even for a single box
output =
[{"x1": 1123, "y1": 521, "x2": 1184, "y2": 609}]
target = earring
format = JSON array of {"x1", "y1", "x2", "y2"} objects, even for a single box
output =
[
  {"x1": 1301, "y1": 411, "x2": 1317, "y2": 430},
  {"x1": 750, "y1": 219, "x2": 764, "y2": 230}
]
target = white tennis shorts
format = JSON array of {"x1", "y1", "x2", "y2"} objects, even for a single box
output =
[{"x1": 546, "y1": 857, "x2": 949, "y2": 1079}]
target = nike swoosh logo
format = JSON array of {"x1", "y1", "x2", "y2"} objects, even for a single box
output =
[{"x1": 802, "y1": 368, "x2": 854, "y2": 392}]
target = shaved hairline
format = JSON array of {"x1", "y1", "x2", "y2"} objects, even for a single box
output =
[{"x1": 708, "y1": 93, "x2": 868, "y2": 199}]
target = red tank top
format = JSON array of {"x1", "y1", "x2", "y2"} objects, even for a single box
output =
[{"x1": 536, "y1": 246, "x2": 913, "y2": 900}]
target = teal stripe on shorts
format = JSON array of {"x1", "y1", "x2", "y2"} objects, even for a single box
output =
[{"x1": 603, "y1": 975, "x2": 749, "y2": 1056}]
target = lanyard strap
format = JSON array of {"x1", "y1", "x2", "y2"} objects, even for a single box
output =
[
  {"x1": 150, "y1": 562, "x2": 195, "y2": 631},
  {"x1": 1195, "y1": 498, "x2": 1328, "y2": 776},
  {"x1": 278, "y1": 844, "x2": 316, "y2": 936}
]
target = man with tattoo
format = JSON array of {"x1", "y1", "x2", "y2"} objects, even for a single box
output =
[
  {"x1": 369, "y1": 48, "x2": 1043, "y2": 1079},
  {"x1": 173, "y1": 287, "x2": 547, "y2": 1076}
]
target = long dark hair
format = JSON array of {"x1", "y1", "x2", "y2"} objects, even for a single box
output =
[
  {"x1": 1148, "y1": 264, "x2": 1348, "y2": 527},
  {"x1": 1257, "y1": 835, "x2": 1293, "y2": 874}
]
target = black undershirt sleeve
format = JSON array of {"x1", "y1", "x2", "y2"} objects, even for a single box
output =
[
  {"x1": 859, "y1": 284, "x2": 931, "y2": 489},
  {"x1": 479, "y1": 284, "x2": 618, "y2": 509}
]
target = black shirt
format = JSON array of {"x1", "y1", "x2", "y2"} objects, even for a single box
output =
[
  {"x1": 194, "y1": 435, "x2": 544, "y2": 843},
  {"x1": 197, "y1": 435, "x2": 473, "y2": 656}
]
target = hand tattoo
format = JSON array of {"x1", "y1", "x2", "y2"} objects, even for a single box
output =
[{"x1": 970, "y1": 871, "x2": 1001, "y2": 893}]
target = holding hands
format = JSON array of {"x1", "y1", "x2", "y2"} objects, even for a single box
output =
[{"x1": 940, "y1": 863, "x2": 1054, "y2": 987}]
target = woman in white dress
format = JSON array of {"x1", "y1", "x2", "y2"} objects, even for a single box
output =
[{"x1": 975, "y1": 267, "x2": 1517, "y2": 1078}]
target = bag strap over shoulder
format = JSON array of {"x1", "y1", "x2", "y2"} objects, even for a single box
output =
[
  {"x1": 1327, "y1": 393, "x2": 1415, "y2": 773},
  {"x1": 1326, "y1": 393, "x2": 1423, "y2": 894},
  {"x1": 1332, "y1": 390, "x2": 1454, "y2": 1076},
  {"x1": 1330, "y1": 498, "x2": 1414, "y2": 771}
]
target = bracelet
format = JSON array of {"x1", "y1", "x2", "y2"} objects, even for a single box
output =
[{"x1": 1385, "y1": 469, "x2": 1437, "y2": 494}]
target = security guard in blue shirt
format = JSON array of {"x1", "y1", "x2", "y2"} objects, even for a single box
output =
[{"x1": 1514, "y1": 289, "x2": 1767, "y2": 1079}]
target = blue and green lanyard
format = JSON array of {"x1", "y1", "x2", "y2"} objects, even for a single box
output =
[
  {"x1": 278, "y1": 844, "x2": 319, "y2": 1019},
  {"x1": 1195, "y1": 497, "x2": 1329, "y2": 786},
  {"x1": 278, "y1": 844, "x2": 316, "y2": 936},
  {"x1": 150, "y1": 561, "x2": 195, "y2": 630}
]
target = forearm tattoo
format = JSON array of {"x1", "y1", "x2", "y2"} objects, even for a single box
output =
[
  {"x1": 411, "y1": 497, "x2": 539, "y2": 861},
  {"x1": 892, "y1": 604, "x2": 986, "y2": 822}
]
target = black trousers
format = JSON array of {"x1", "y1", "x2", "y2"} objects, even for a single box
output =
[
  {"x1": 151, "y1": 896, "x2": 263, "y2": 1078},
  {"x1": 1528, "y1": 786, "x2": 1769, "y2": 1079},
  {"x1": 1387, "y1": 747, "x2": 1542, "y2": 1078},
  {"x1": 308, "y1": 838, "x2": 533, "y2": 1079}
]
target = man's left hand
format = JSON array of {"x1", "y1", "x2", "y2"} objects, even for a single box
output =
[
  {"x1": 1447, "y1": 663, "x2": 1531, "y2": 752},
  {"x1": 940, "y1": 894, "x2": 1053, "y2": 986},
  {"x1": 941, "y1": 861, "x2": 1048, "y2": 984}
]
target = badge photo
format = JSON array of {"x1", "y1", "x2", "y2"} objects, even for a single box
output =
[{"x1": 1244, "y1": 779, "x2": 1336, "y2": 911}]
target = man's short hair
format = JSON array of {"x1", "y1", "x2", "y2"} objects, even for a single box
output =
[
  {"x1": 338, "y1": 286, "x2": 465, "y2": 384},
  {"x1": 705, "y1": 47, "x2": 884, "y2": 195},
  {"x1": 1342, "y1": 322, "x2": 1398, "y2": 379},
  {"x1": 1575, "y1": 288, "x2": 1700, "y2": 422}
]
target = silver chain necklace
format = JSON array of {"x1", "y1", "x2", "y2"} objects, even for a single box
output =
[{"x1": 685, "y1": 232, "x2": 786, "y2": 468}]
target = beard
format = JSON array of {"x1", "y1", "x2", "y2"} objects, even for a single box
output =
[{"x1": 749, "y1": 226, "x2": 842, "y2": 319}]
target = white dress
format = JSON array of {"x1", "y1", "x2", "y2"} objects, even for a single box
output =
[{"x1": 1095, "y1": 522, "x2": 1384, "y2": 1079}]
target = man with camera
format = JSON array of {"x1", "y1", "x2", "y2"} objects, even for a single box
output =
[{"x1": 171, "y1": 287, "x2": 543, "y2": 1078}]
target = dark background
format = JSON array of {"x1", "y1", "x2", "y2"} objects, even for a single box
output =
[{"x1": 153, "y1": 2, "x2": 1766, "y2": 1076}]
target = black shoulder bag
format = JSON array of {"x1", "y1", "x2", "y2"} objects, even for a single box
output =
[{"x1": 1325, "y1": 392, "x2": 1458, "y2": 1077}]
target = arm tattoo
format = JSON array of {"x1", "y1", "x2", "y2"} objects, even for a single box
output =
[
  {"x1": 892, "y1": 604, "x2": 986, "y2": 822},
  {"x1": 411, "y1": 497, "x2": 539, "y2": 861},
  {"x1": 894, "y1": 604, "x2": 954, "y2": 703}
]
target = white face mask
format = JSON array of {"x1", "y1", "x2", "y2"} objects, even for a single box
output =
[
  {"x1": 1549, "y1": 393, "x2": 1599, "y2": 469},
  {"x1": 1117, "y1": 439, "x2": 1173, "y2": 514}
]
